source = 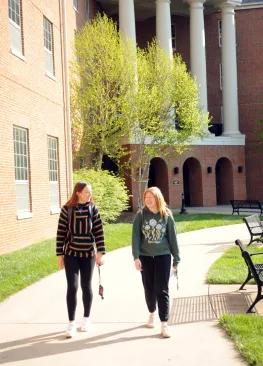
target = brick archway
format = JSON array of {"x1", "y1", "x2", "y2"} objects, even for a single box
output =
[
  {"x1": 148, "y1": 157, "x2": 169, "y2": 204},
  {"x1": 183, "y1": 157, "x2": 203, "y2": 207},
  {"x1": 216, "y1": 157, "x2": 234, "y2": 205}
]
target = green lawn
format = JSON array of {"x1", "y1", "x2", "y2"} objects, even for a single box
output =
[
  {"x1": 174, "y1": 213, "x2": 244, "y2": 233},
  {"x1": 208, "y1": 239, "x2": 263, "y2": 365},
  {"x1": 220, "y1": 314, "x2": 263, "y2": 365},
  {"x1": 207, "y1": 245, "x2": 263, "y2": 284},
  {"x1": 0, "y1": 213, "x2": 244, "y2": 303}
]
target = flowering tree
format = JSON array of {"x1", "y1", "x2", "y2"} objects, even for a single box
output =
[{"x1": 70, "y1": 14, "x2": 136, "y2": 170}]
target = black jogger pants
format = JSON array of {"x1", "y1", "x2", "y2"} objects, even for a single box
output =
[
  {"x1": 64, "y1": 254, "x2": 96, "y2": 321},
  {"x1": 140, "y1": 254, "x2": 171, "y2": 322}
]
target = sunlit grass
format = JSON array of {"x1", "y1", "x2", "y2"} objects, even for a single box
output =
[
  {"x1": 220, "y1": 314, "x2": 263, "y2": 365},
  {"x1": 207, "y1": 245, "x2": 263, "y2": 284}
]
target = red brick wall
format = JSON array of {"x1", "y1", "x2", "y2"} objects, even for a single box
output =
[
  {"x1": 0, "y1": 0, "x2": 87, "y2": 254},
  {"x1": 125, "y1": 144, "x2": 246, "y2": 211},
  {"x1": 173, "y1": 15, "x2": 190, "y2": 70},
  {"x1": 235, "y1": 8, "x2": 263, "y2": 200}
]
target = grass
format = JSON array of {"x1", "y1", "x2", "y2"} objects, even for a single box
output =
[
  {"x1": 220, "y1": 314, "x2": 263, "y2": 365},
  {"x1": 0, "y1": 213, "x2": 244, "y2": 303},
  {"x1": 207, "y1": 245, "x2": 263, "y2": 284},
  {"x1": 0, "y1": 239, "x2": 57, "y2": 303},
  {"x1": 174, "y1": 213, "x2": 244, "y2": 233}
]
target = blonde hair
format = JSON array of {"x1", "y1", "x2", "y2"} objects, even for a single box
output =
[
  {"x1": 143, "y1": 186, "x2": 171, "y2": 218},
  {"x1": 65, "y1": 181, "x2": 94, "y2": 208}
]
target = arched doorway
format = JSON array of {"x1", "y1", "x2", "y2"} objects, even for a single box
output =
[
  {"x1": 102, "y1": 155, "x2": 118, "y2": 174},
  {"x1": 183, "y1": 158, "x2": 203, "y2": 206},
  {"x1": 215, "y1": 157, "x2": 233, "y2": 205},
  {"x1": 148, "y1": 157, "x2": 169, "y2": 204}
]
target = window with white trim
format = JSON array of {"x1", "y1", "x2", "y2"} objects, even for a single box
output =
[
  {"x1": 85, "y1": 0, "x2": 89, "y2": 21},
  {"x1": 13, "y1": 126, "x2": 31, "y2": 213},
  {"x1": 73, "y1": 0, "x2": 78, "y2": 10},
  {"x1": 79, "y1": 157, "x2": 85, "y2": 169},
  {"x1": 48, "y1": 136, "x2": 60, "y2": 211},
  {"x1": 8, "y1": 0, "x2": 23, "y2": 56},
  {"x1": 218, "y1": 20, "x2": 222, "y2": 47},
  {"x1": 219, "y1": 62, "x2": 222, "y2": 90},
  {"x1": 171, "y1": 24, "x2": 176, "y2": 50},
  {"x1": 43, "y1": 17, "x2": 54, "y2": 76}
]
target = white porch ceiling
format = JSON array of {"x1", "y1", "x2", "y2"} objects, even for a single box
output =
[{"x1": 97, "y1": 0, "x2": 217, "y2": 20}]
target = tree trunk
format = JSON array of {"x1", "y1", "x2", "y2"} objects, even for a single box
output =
[{"x1": 93, "y1": 150, "x2": 104, "y2": 170}]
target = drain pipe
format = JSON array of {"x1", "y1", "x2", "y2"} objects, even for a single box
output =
[{"x1": 62, "y1": 0, "x2": 73, "y2": 196}]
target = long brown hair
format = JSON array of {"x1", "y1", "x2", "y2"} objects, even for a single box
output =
[
  {"x1": 65, "y1": 181, "x2": 94, "y2": 208},
  {"x1": 143, "y1": 186, "x2": 171, "y2": 219}
]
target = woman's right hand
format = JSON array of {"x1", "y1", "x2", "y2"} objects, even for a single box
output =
[
  {"x1": 134, "y1": 259, "x2": 142, "y2": 271},
  {"x1": 57, "y1": 256, "x2": 64, "y2": 269}
]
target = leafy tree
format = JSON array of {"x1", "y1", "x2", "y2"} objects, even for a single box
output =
[
  {"x1": 70, "y1": 14, "x2": 209, "y2": 208},
  {"x1": 125, "y1": 40, "x2": 209, "y2": 207},
  {"x1": 70, "y1": 14, "x2": 136, "y2": 170},
  {"x1": 73, "y1": 169, "x2": 130, "y2": 223}
]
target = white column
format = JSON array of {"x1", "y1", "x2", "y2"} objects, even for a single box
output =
[
  {"x1": 156, "y1": 0, "x2": 173, "y2": 60},
  {"x1": 219, "y1": 1, "x2": 241, "y2": 136},
  {"x1": 188, "y1": 0, "x2": 208, "y2": 118},
  {"x1": 119, "y1": 0, "x2": 136, "y2": 50}
]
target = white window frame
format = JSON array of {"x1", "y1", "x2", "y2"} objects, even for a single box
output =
[
  {"x1": 85, "y1": 0, "x2": 89, "y2": 21},
  {"x1": 218, "y1": 20, "x2": 222, "y2": 47},
  {"x1": 73, "y1": 0, "x2": 78, "y2": 11},
  {"x1": 221, "y1": 105, "x2": 224, "y2": 124},
  {"x1": 13, "y1": 126, "x2": 32, "y2": 219},
  {"x1": 43, "y1": 16, "x2": 54, "y2": 77},
  {"x1": 8, "y1": 0, "x2": 24, "y2": 58},
  {"x1": 219, "y1": 62, "x2": 222, "y2": 90},
  {"x1": 171, "y1": 23, "x2": 176, "y2": 50},
  {"x1": 48, "y1": 136, "x2": 60, "y2": 214}
]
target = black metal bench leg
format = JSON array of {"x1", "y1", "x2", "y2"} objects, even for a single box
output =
[
  {"x1": 240, "y1": 270, "x2": 253, "y2": 290},
  {"x1": 247, "y1": 235, "x2": 253, "y2": 246},
  {"x1": 247, "y1": 284, "x2": 263, "y2": 313}
]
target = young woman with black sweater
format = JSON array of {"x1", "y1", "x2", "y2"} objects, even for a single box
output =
[{"x1": 56, "y1": 181, "x2": 105, "y2": 338}]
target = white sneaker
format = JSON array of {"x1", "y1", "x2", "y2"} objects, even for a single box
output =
[
  {"x1": 81, "y1": 317, "x2": 91, "y2": 332},
  {"x1": 161, "y1": 323, "x2": 171, "y2": 338},
  {"x1": 147, "y1": 312, "x2": 156, "y2": 328},
  {"x1": 65, "y1": 322, "x2": 76, "y2": 338}
]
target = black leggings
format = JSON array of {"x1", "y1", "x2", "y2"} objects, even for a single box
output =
[
  {"x1": 64, "y1": 255, "x2": 96, "y2": 321},
  {"x1": 140, "y1": 254, "x2": 171, "y2": 322}
]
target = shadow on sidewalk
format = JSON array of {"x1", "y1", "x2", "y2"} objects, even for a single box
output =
[
  {"x1": 169, "y1": 290, "x2": 259, "y2": 325},
  {"x1": 0, "y1": 325, "x2": 160, "y2": 364}
]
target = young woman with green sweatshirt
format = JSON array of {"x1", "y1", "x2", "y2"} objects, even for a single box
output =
[{"x1": 132, "y1": 186, "x2": 180, "y2": 338}]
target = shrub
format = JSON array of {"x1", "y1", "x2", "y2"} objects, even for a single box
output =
[{"x1": 73, "y1": 169, "x2": 130, "y2": 223}]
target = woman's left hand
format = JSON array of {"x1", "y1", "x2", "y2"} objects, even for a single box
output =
[{"x1": 96, "y1": 252, "x2": 104, "y2": 266}]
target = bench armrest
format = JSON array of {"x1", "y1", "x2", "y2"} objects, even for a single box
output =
[{"x1": 250, "y1": 252, "x2": 263, "y2": 257}]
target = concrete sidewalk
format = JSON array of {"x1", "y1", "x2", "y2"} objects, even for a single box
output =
[{"x1": 0, "y1": 222, "x2": 258, "y2": 366}]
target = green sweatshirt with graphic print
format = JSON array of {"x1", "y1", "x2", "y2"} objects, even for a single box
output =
[{"x1": 132, "y1": 208, "x2": 180, "y2": 267}]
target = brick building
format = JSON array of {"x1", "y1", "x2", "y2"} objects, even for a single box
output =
[
  {"x1": 94, "y1": 0, "x2": 263, "y2": 211},
  {"x1": 0, "y1": 0, "x2": 262, "y2": 253},
  {"x1": 0, "y1": 0, "x2": 90, "y2": 254}
]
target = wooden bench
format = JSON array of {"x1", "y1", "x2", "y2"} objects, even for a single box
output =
[
  {"x1": 243, "y1": 214, "x2": 263, "y2": 246},
  {"x1": 230, "y1": 200, "x2": 263, "y2": 215},
  {"x1": 235, "y1": 239, "x2": 263, "y2": 313}
]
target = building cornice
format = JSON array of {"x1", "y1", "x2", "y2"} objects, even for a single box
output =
[
  {"x1": 216, "y1": 0, "x2": 242, "y2": 7},
  {"x1": 192, "y1": 134, "x2": 246, "y2": 146},
  {"x1": 237, "y1": 2, "x2": 263, "y2": 9}
]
